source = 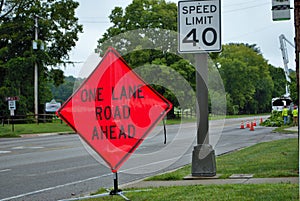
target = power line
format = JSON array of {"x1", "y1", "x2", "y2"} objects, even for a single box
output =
[
  {"x1": 224, "y1": 2, "x2": 270, "y2": 14},
  {"x1": 224, "y1": 0, "x2": 269, "y2": 8},
  {"x1": 79, "y1": 20, "x2": 110, "y2": 23}
]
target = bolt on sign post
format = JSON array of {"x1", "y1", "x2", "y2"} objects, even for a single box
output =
[
  {"x1": 178, "y1": 0, "x2": 221, "y2": 177},
  {"x1": 56, "y1": 47, "x2": 172, "y2": 198}
]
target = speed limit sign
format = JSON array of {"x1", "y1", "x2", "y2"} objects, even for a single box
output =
[{"x1": 178, "y1": 0, "x2": 221, "y2": 53}]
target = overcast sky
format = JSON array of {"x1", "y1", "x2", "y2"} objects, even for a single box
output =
[{"x1": 63, "y1": 0, "x2": 295, "y2": 77}]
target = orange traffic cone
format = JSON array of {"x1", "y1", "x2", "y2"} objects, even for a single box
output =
[
  {"x1": 260, "y1": 118, "x2": 263, "y2": 124},
  {"x1": 246, "y1": 121, "x2": 250, "y2": 128},
  {"x1": 240, "y1": 121, "x2": 245, "y2": 129},
  {"x1": 249, "y1": 122, "x2": 255, "y2": 131},
  {"x1": 253, "y1": 119, "x2": 257, "y2": 126}
]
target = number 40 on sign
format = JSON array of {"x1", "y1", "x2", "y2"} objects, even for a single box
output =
[{"x1": 178, "y1": 0, "x2": 221, "y2": 53}]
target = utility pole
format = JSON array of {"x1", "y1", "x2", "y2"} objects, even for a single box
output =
[
  {"x1": 295, "y1": 0, "x2": 300, "y2": 96},
  {"x1": 34, "y1": 16, "x2": 38, "y2": 120}
]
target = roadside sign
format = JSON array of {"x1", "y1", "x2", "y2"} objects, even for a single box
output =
[
  {"x1": 8, "y1": 100, "x2": 16, "y2": 110},
  {"x1": 8, "y1": 100, "x2": 16, "y2": 116},
  {"x1": 6, "y1": 96, "x2": 19, "y2": 101},
  {"x1": 56, "y1": 47, "x2": 172, "y2": 172},
  {"x1": 178, "y1": 0, "x2": 221, "y2": 53},
  {"x1": 45, "y1": 99, "x2": 61, "y2": 112}
]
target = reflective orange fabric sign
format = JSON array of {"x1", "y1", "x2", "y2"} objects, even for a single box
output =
[{"x1": 56, "y1": 47, "x2": 172, "y2": 172}]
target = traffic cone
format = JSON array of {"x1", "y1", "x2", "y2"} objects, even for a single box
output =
[
  {"x1": 253, "y1": 119, "x2": 257, "y2": 126},
  {"x1": 249, "y1": 122, "x2": 255, "y2": 131},
  {"x1": 240, "y1": 121, "x2": 245, "y2": 129},
  {"x1": 246, "y1": 121, "x2": 250, "y2": 128}
]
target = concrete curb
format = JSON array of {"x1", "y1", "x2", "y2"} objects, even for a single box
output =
[{"x1": 20, "y1": 132, "x2": 75, "y2": 138}]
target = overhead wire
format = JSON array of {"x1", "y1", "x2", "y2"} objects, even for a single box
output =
[{"x1": 78, "y1": 1, "x2": 272, "y2": 24}]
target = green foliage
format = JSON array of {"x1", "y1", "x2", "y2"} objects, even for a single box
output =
[
  {"x1": 261, "y1": 110, "x2": 294, "y2": 127},
  {"x1": 214, "y1": 44, "x2": 275, "y2": 114},
  {"x1": 261, "y1": 111, "x2": 284, "y2": 127},
  {"x1": 49, "y1": 75, "x2": 79, "y2": 102},
  {"x1": 289, "y1": 71, "x2": 298, "y2": 103},
  {"x1": 268, "y1": 65, "x2": 287, "y2": 98},
  {"x1": 0, "y1": 0, "x2": 82, "y2": 115}
]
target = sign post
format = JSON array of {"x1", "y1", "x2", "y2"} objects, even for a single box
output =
[
  {"x1": 178, "y1": 0, "x2": 221, "y2": 177},
  {"x1": 56, "y1": 47, "x2": 172, "y2": 199}
]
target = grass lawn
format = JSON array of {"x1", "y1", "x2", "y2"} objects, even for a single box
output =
[
  {"x1": 0, "y1": 120, "x2": 73, "y2": 137},
  {"x1": 147, "y1": 138, "x2": 299, "y2": 180},
  {"x1": 85, "y1": 138, "x2": 299, "y2": 201},
  {"x1": 88, "y1": 183, "x2": 298, "y2": 201}
]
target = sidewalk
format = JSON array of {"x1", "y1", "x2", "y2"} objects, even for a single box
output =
[
  {"x1": 285, "y1": 126, "x2": 299, "y2": 132},
  {"x1": 122, "y1": 177, "x2": 299, "y2": 189}
]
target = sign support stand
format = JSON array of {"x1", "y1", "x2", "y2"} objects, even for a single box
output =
[
  {"x1": 59, "y1": 172, "x2": 153, "y2": 201},
  {"x1": 192, "y1": 53, "x2": 216, "y2": 177},
  {"x1": 108, "y1": 172, "x2": 130, "y2": 200}
]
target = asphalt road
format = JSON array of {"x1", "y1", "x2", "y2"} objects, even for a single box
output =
[{"x1": 0, "y1": 116, "x2": 297, "y2": 201}]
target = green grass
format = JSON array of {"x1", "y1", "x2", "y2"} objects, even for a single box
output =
[
  {"x1": 88, "y1": 183, "x2": 299, "y2": 201},
  {"x1": 83, "y1": 138, "x2": 299, "y2": 201},
  {"x1": 147, "y1": 138, "x2": 299, "y2": 180},
  {"x1": 0, "y1": 120, "x2": 73, "y2": 137},
  {"x1": 217, "y1": 138, "x2": 299, "y2": 178}
]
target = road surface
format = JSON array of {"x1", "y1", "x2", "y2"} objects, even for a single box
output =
[{"x1": 0, "y1": 116, "x2": 297, "y2": 201}]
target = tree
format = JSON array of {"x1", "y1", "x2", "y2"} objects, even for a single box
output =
[
  {"x1": 214, "y1": 44, "x2": 274, "y2": 114},
  {"x1": 289, "y1": 71, "x2": 298, "y2": 104},
  {"x1": 96, "y1": 0, "x2": 178, "y2": 65},
  {"x1": 50, "y1": 75, "x2": 79, "y2": 103},
  {"x1": 96, "y1": 0, "x2": 191, "y2": 117},
  {"x1": 0, "y1": 0, "x2": 82, "y2": 116},
  {"x1": 268, "y1": 65, "x2": 287, "y2": 98}
]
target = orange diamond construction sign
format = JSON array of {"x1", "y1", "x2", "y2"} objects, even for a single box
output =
[{"x1": 56, "y1": 47, "x2": 172, "y2": 172}]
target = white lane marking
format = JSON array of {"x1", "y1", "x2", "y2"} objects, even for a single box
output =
[
  {"x1": 11, "y1": 146, "x2": 24, "y2": 150},
  {"x1": 0, "y1": 153, "x2": 192, "y2": 201},
  {"x1": 11, "y1": 146, "x2": 44, "y2": 150},
  {"x1": 0, "y1": 169, "x2": 11, "y2": 173},
  {"x1": 0, "y1": 173, "x2": 112, "y2": 201},
  {"x1": 26, "y1": 164, "x2": 99, "y2": 177},
  {"x1": 0, "y1": 151, "x2": 11, "y2": 154}
]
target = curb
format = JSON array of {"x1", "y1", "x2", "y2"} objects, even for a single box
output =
[{"x1": 20, "y1": 132, "x2": 75, "y2": 138}]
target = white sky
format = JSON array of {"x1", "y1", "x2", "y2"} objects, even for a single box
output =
[{"x1": 63, "y1": 0, "x2": 295, "y2": 77}]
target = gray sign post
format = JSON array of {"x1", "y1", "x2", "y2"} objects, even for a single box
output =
[
  {"x1": 192, "y1": 53, "x2": 216, "y2": 176},
  {"x1": 178, "y1": 0, "x2": 221, "y2": 176}
]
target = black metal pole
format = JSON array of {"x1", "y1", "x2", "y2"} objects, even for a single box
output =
[
  {"x1": 114, "y1": 172, "x2": 118, "y2": 193},
  {"x1": 110, "y1": 172, "x2": 119, "y2": 195}
]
